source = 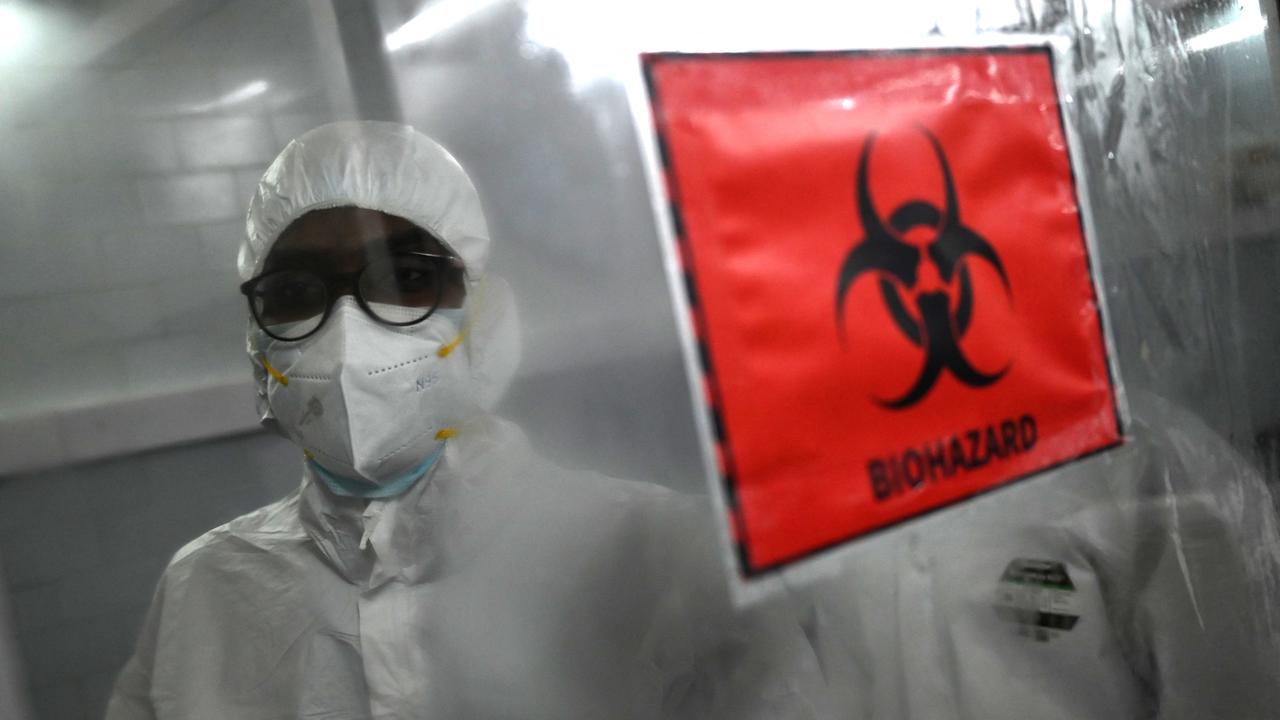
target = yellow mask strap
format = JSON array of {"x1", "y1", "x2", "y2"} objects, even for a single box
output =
[
  {"x1": 259, "y1": 355, "x2": 289, "y2": 386},
  {"x1": 437, "y1": 332, "x2": 465, "y2": 358}
]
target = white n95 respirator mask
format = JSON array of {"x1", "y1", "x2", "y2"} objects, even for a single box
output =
[{"x1": 252, "y1": 297, "x2": 474, "y2": 496}]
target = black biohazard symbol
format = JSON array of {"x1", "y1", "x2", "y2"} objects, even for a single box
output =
[{"x1": 835, "y1": 128, "x2": 1011, "y2": 409}]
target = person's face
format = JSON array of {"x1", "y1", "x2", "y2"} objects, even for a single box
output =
[{"x1": 263, "y1": 206, "x2": 466, "y2": 310}]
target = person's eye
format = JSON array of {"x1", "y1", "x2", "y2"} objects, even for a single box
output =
[
  {"x1": 394, "y1": 265, "x2": 437, "y2": 289},
  {"x1": 280, "y1": 281, "x2": 312, "y2": 299},
  {"x1": 265, "y1": 277, "x2": 322, "y2": 305}
]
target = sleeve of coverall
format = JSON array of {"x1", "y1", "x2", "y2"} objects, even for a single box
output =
[
  {"x1": 1117, "y1": 416, "x2": 1280, "y2": 720},
  {"x1": 636, "y1": 501, "x2": 833, "y2": 720},
  {"x1": 104, "y1": 576, "x2": 164, "y2": 720}
]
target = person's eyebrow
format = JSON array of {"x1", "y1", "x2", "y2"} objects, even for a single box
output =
[
  {"x1": 378, "y1": 227, "x2": 453, "y2": 256},
  {"x1": 379, "y1": 227, "x2": 429, "y2": 250},
  {"x1": 263, "y1": 245, "x2": 328, "y2": 270}
]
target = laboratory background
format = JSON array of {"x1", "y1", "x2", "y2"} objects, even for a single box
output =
[{"x1": 1, "y1": 0, "x2": 1279, "y2": 718}]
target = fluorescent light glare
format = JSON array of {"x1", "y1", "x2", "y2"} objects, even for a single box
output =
[
  {"x1": 183, "y1": 79, "x2": 270, "y2": 113},
  {"x1": 0, "y1": 4, "x2": 32, "y2": 61},
  {"x1": 221, "y1": 79, "x2": 269, "y2": 105},
  {"x1": 385, "y1": 0, "x2": 504, "y2": 52},
  {"x1": 1185, "y1": 14, "x2": 1267, "y2": 53}
]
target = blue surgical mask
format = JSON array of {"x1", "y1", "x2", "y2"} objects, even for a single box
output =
[{"x1": 309, "y1": 441, "x2": 446, "y2": 499}]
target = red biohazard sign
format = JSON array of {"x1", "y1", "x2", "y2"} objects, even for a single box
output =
[{"x1": 641, "y1": 46, "x2": 1123, "y2": 577}]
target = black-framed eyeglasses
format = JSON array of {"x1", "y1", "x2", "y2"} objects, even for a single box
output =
[{"x1": 240, "y1": 252, "x2": 466, "y2": 341}]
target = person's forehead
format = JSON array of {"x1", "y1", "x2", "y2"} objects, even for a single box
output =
[{"x1": 270, "y1": 207, "x2": 447, "y2": 259}]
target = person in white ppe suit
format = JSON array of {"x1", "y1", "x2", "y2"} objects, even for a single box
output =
[
  {"x1": 105, "y1": 121, "x2": 828, "y2": 719},
  {"x1": 799, "y1": 390, "x2": 1280, "y2": 720}
]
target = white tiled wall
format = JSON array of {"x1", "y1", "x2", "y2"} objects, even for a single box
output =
[
  {"x1": 0, "y1": 0, "x2": 340, "y2": 468},
  {"x1": 0, "y1": 2, "x2": 345, "y2": 716},
  {"x1": 0, "y1": 430, "x2": 302, "y2": 720}
]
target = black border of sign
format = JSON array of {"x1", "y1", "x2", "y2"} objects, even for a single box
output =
[{"x1": 641, "y1": 45, "x2": 1125, "y2": 579}]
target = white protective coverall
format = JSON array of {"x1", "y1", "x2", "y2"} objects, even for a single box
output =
[
  {"x1": 104, "y1": 122, "x2": 829, "y2": 720},
  {"x1": 800, "y1": 391, "x2": 1280, "y2": 719}
]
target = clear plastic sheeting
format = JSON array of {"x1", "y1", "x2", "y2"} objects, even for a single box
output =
[
  {"x1": 802, "y1": 390, "x2": 1280, "y2": 718},
  {"x1": 1002, "y1": 0, "x2": 1280, "y2": 449},
  {"x1": 0, "y1": 0, "x2": 1277, "y2": 718},
  {"x1": 377, "y1": 0, "x2": 1280, "y2": 715}
]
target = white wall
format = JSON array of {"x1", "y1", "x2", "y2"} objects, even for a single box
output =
[
  {"x1": 0, "y1": 0, "x2": 349, "y2": 475},
  {"x1": 0, "y1": 2, "x2": 350, "y2": 718},
  {"x1": 0, "y1": 430, "x2": 301, "y2": 720}
]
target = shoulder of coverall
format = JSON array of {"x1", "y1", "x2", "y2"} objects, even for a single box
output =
[{"x1": 165, "y1": 490, "x2": 309, "y2": 573}]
